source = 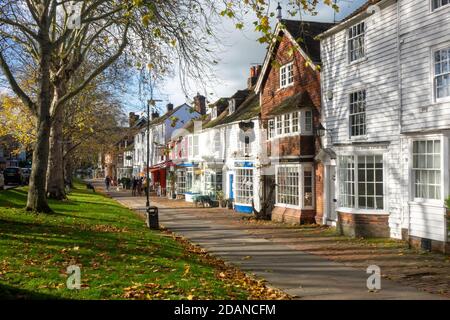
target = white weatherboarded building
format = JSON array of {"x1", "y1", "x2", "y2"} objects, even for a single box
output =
[{"x1": 320, "y1": 0, "x2": 449, "y2": 251}]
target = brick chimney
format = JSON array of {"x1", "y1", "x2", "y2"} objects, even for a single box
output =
[
  {"x1": 167, "y1": 103, "x2": 174, "y2": 112},
  {"x1": 247, "y1": 65, "x2": 262, "y2": 90},
  {"x1": 193, "y1": 93, "x2": 206, "y2": 115},
  {"x1": 151, "y1": 111, "x2": 159, "y2": 120},
  {"x1": 129, "y1": 112, "x2": 139, "y2": 127}
]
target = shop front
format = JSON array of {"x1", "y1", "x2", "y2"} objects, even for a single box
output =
[{"x1": 232, "y1": 161, "x2": 256, "y2": 214}]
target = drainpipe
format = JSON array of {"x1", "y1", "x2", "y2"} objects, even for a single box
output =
[{"x1": 396, "y1": 0, "x2": 408, "y2": 241}]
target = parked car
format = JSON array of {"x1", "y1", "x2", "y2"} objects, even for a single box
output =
[
  {"x1": 0, "y1": 171, "x2": 4, "y2": 190},
  {"x1": 3, "y1": 167, "x2": 24, "y2": 185},
  {"x1": 21, "y1": 168, "x2": 31, "y2": 184}
]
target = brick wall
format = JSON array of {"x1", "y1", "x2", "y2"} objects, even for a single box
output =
[
  {"x1": 272, "y1": 207, "x2": 316, "y2": 225},
  {"x1": 260, "y1": 30, "x2": 325, "y2": 226},
  {"x1": 337, "y1": 212, "x2": 390, "y2": 238},
  {"x1": 260, "y1": 34, "x2": 321, "y2": 120}
]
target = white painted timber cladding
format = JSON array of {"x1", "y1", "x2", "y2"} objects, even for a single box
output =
[
  {"x1": 321, "y1": 0, "x2": 450, "y2": 242},
  {"x1": 321, "y1": 1, "x2": 403, "y2": 239},
  {"x1": 399, "y1": 1, "x2": 450, "y2": 133}
]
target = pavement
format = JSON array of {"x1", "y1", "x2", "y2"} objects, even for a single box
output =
[{"x1": 92, "y1": 180, "x2": 446, "y2": 300}]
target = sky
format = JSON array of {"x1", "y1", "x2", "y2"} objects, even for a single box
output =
[
  {"x1": 0, "y1": 1, "x2": 368, "y2": 117},
  {"x1": 112, "y1": 0, "x2": 367, "y2": 116}
]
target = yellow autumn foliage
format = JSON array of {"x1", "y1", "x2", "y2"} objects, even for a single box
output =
[{"x1": 0, "y1": 94, "x2": 36, "y2": 150}]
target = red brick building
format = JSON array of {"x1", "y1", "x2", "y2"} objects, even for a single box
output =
[{"x1": 255, "y1": 19, "x2": 334, "y2": 224}]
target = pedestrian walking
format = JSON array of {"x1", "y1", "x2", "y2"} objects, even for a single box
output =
[
  {"x1": 132, "y1": 177, "x2": 137, "y2": 196},
  {"x1": 105, "y1": 176, "x2": 111, "y2": 192},
  {"x1": 137, "y1": 177, "x2": 143, "y2": 196}
]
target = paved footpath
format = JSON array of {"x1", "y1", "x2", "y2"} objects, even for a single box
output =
[{"x1": 94, "y1": 181, "x2": 445, "y2": 300}]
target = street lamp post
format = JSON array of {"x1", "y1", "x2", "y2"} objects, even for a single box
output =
[{"x1": 146, "y1": 99, "x2": 161, "y2": 208}]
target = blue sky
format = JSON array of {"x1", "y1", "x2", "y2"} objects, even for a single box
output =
[{"x1": 124, "y1": 0, "x2": 367, "y2": 116}]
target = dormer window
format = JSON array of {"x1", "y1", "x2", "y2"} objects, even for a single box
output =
[
  {"x1": 280, "y1": 62, "x2": 294, "y2": 88},
  {"x1": 348, "y1": 21, "x2": 365, "y2": 63},
  {"x1": 228, "y1": 99, "x2": 236, "y2": 114},
  {"x1": 211, "y1": 107, "x2": 218, "y2": 119}
]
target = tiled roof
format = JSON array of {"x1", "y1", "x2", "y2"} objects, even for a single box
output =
[
  {"x1": 203, "y1": 92, "x2": 259, "y2": 129},
  {"x1": 268, "y1": 91, "x2": 315, "y2": 117},
  {"x1": 280, "y1": 19, "x2": 335, "y2": 63}
]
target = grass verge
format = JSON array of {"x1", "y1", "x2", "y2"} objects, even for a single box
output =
[{"x1": 0, "y1": 183, "x2": 287, "y2": 300}]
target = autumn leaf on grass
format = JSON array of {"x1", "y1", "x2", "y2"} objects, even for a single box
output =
[{"x1": 183, "y1": 264, "x2": 190, "y2": 277}]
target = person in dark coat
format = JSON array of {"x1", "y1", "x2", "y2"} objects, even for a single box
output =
[{"x1": 105, "y1": 176, "x2": 111, "y2": 191}]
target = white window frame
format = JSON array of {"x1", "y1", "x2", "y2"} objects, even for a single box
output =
[
  {"x1": 234, "y1": 168, "x2": 254, "y2": 206},
  {"x1": 280, "y1": 62, "x2": 294, "y2": 89},
  {"x1": 229, "y1": 99, "x2": 236, "y2": 114},
  {"x1": 268, "y1": 119, "x2": 275, "y2": 139},
  {"x1": 433, "y1": 45, "x2": 450, "y2": 102},
  {"x1": 349, "y1": 89, "x2": 367, "y2": 137},
  {"x1": 176, "y1": 170, "x2": 187, "y2": 194},
  {"x1": 409, "y1": 135, "x2": 448, "y2": 205},
  {"x1": 337, "y1": 153, "x2": 387, "y2": 213},
  {"x1": 348, "y1": 21, "x2": 366, "y2": 63},
  {"x1": 275, "y1": 164, "x2": 315, "y2": 210},
  {"x1": 211, "y1": 107, "x2": 218, "y2": 119},
  {"x1": 268, "y1": 110, "x2": 313, "y2": 140},
  {"x1": 431, "y1": 0, "x2": 450, "y2": 11}
]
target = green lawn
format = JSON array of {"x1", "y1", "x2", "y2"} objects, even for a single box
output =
[{"x1": 0, "y1": 184, "x2": 250, "y2": 300}]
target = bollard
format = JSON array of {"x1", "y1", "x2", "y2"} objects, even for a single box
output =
[{"x1": 146, "y1": 206, "x2": 159, "y2": 230}]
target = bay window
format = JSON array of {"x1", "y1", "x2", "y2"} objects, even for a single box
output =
[
  {"x1": 338, "y1": 154, "x2": 384, "y2": 210},
  {"x1": 412, "y1": 140, "x2": 442, "y2": 200},
  {"x1": 276, "y1": 164, "x2": 314, "y2": 208},
  {"x1": 235, "y1": 168, "x2": 253, "y2": 205},
  {"x1": 268, "y1": 110, "x2": 312, "y2": 139},
  {"x1": 205, "y1": 170, "x2": 223, "y2": 196}
]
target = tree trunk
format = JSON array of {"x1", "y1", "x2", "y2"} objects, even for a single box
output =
[
  {"x1": 26, "y1": 36, "x2": 52, "y2": 213},
  {"x1": 64, "y1": 146, "x2": 74, "y2": 188},
  {"x1": 46, "y1": 91, "x2": 66, "y2": 200}
]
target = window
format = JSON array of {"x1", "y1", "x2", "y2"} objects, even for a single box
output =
[
  {"x1": 277, "y1": 166, "x2": 300, "y2": 206},
  {"x1": 412, "y1": 140, "x2": 441, "y2": 200},
  {"x1": 357, "y1": 155, "x2": 384, "y2": 209},
  {"x1": 211, "y1": 107, "x2": 218, "y2": 119},
  {"x1": 269, "y1": 110, "x2": 313, "y2": 139},
  {"x1": 292, "y1": 112, "x2": 299, "y2": 132},
  {"x1": 276, "y1": 165, "x2": 314, "y2": 208},
  {"x1": 432, "y1": 0, "x2": 450, "y2": 10},
  {"x1": 192, "y1": 135, "x2": 199, "y2": 157},
  {"x1": 339, "y1": 156, "x2": 355, "y2": 208},
  {"x1": 205, "y1": 170, "x2": 223, "y2": 195},
  {"x1": 235, "y1": 168, "x2": 253, "y2": 205},
  {"x1": 238, "y1": 135, "x2": 251, "y2": 156},
  {"x1": 214, "y1": 131, "x2": 221, "y2": 154},
  {"x1": 268, "y1": 119, "x2": 275, "y2": 139},
  {"x1": 304, "y1": 110, "x2": 313, "y2": 133},
  {"x1": 284, "y1": 113, "x2": 291, "y2": 134},
  {"x1": 229, "y1": 99, "x2": 236, "y2": 114},
  {"x1": 280, "y1": 62, "x2": 294, "y2": 88},
  {"x1": 338, "y1": 155, "x2": 384, "y2": 210},
  {"x1": 276, "y1": 116, "x2": 283, "y2": 135},
  {"x1": 348, "y1": 22, "x2": 365, "y2": 62},
  {"x1": 434, "y1": 47, "x2": 450, "y2": 99},
  {"x1": 176, "y1": 170, "x2": 186, "y2": 194},
  {"x1": 349, "y1": 90, "x2": 366, "y2": 136},
  {"x1": 303, "y1": 168, "x2": 313, "y2": 207},
  {"x1": 186, "y1": 169, "x2": 193, "y2": 192}
]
